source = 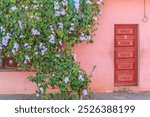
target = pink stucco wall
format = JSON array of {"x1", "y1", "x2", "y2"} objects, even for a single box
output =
[
  {"x1": 1, "y1": 0, "x2": 150, "y2": 94},
  {"x1": 0, "y1": 72, "x2": 36, "y2": 94}
]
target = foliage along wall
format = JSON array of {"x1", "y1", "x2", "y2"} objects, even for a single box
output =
[{"x1": 0, "y1": 0, "x2": 103, "y2": 99}]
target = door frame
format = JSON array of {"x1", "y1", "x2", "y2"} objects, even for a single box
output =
[{"x1": 114, "y1": 24, "x2": 138, "y2": 86}]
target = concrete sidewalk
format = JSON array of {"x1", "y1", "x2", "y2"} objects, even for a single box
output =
[
  {"x1": 0, "y1": 92, "x2": 150, "y2": 100},
  {"x1": 92, "y1": 92, "x2": 150, "y2": 100}
]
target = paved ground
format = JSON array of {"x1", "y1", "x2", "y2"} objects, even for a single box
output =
[
  {"x1": 92, "y1": 92, "x2": 150, "y2": 100},
  {"x1": 0, "y1": 92, "x2": 150, "y2": 100}
]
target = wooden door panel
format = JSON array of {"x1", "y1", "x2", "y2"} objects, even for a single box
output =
[
  {"x1": 116, "y1": 35, "x2": 135, "y2": 40},
  {"x1": 114, "y1": 24, "x2": 138, "y2": 86},
  {"x1": 115, "y1": 39, "x2": 134, "y2": 47},
  {"x1": 115, "y1": 27, "x2": 134, "y2": 34}
]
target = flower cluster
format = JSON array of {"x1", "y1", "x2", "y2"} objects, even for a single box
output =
[
  {"x1": 39, "y1": 43, "x2": 47, "y2": 56},
  {"x1": 86, "y1": 0, "x2": 92, "y2": 5},
  {"x1": 11, "y1": 6, "x2": 18, "y2": 11},
  {"x1": 80, "y1": 32, "x2": 91, "y2": 41},
  {"x1": 24, "y1": 43, "x2": 31, "y2": 49},
  {"x1": 31, "y1": 28, "x2": 40, "y2": 36},
  {"x1": 97, "y1": 0, "x2": 103, "y2": 4},
  {"x1": 74, "y1": 0, "x2": 80, "y2": 10},
  {"x1": 0, "y1": 0, "x2": 102, "y2": 100},
  {"x1": 49, "y1": 35, "x2": 55, "y2": 44},
  {"x1": 12, "y1": 43, "x2": 19, "y2": 54},
  {"x1": 64, "y1": 77, "x2": 70, "y2": 84},
  {"x1": 54, "y1": 1, "x2": 67, "y2": 17},
  {"x1": 2, "y1": 33, "x2": 11, "y2": 46},
  {"x1": 78, "y1": 74, "x2": 84, "y2": 81},
  {"x1": 18, "y1": 20, "x2": 23, "y2": 29}
]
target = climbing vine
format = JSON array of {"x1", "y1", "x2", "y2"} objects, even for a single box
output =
[{"x1": 0, "y1": 0, "x2": 103, "y2": 99}]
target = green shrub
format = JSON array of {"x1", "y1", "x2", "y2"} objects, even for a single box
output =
[{"x1": 0, "y1": 0, "x2": 103, "y2": 99}]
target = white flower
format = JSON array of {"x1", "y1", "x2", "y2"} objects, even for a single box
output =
[
  {"x1": 2, "y1": 33, "x2": 11, "y2": 46},
  {"x1": 24, "y1": 43, "x2": 31, "y2": 49},
  {"x1": 61, "y1": 0, "x2": 68, "y2": 6},
  {"x1": 74, "y1": 0, "x2": 80, "y2": 10},
  {"x1": 86, "y1": 0, "x2": 92, "y2": 4},
  {"x1": 38, "y1": 83, "x2": 41, "y2": 87},
  {"x1": 61, "y1": 9, "x2": 66, "y2": 15},
  {"x1": 25, "y1": 55, "x2": 30, "y2": 61},
  {"x1": 78, "y1": 75, "x2": 84, "y2": 81},
  {"x1": 39, "y1": 43, "x2": 47, "y2": 55},
  {"x1": 71, "y1": 23, "x2": 75, "y2": 26},
  {"x1": 99, "y1": 10, "x2": 102, "y2": 15},
  {"x1": 80, "y1": 32, "x2": 91, "y2": 41},
  {"x1": 93, "y1": 16, "x2": 97, "y2": 20},
  {"x1": 78, "y1": 74, "x2": 84, "y2": 81},
  {"x1": 18, "y1": 20, "x2": 23, "y2": 29},
  {"x1": 39, "y1": 87, "x2": 44, "y2": 94},
  {"x1": 0, "y1": 26, "x2": 5, "y2": 32},
  {"x1": 54, "y1": 2, "x2": 60, "y2": 10},
  {"x1": 97, "y1": 0, "x2": 103, "y2": 4},
  {"x1": 59, "y1": 40, "x2": 63, "y2": 45},
  {"x1": 73, "y1": 53, "x2": 77, "y2": 60},
  {"x1": 35, "y1": 52, "x2": 38, "y2": 55},
  {"x1": 50, "y1": 25, "x2": 55, "y2": 34},
  {"x1": 12, "y1": 43, "x2": 19, "y2": 54},
  {"x1": 31, "y1": 28, "x2": 40, "y2": 35},
  {"x1": 64, "y1": 77, "x2": 69, "y2": 84},
  {"x1": 35, "y1": 93, "x2": 40, "y2": 97},
  {"x1": 55, "y1": 54, "x2": 61, "y2": 58},
  {"x1": 30, "y1": 16, "x2": 34, "y2": 19},
  {"x1": 33, "y1": 0, "x2": 37, "y2": 3},
  {"x1": 33, "y1": 5, "x2": 38, "y2": 10},
  {"x1": 49, "y1": 35, "x2": 55, "y2": 44},
  {"x1": 50, "y1": 25, "x2": 54, "y2": 31},
  {"x1": 11, "y1": 6, "x2": 18, "y2": 11},
  {"x1": 19, "y1": 34, "x2": 24, "y2": 38},
  {"x1": 86, "y1": 36, "x2": 91, "y2": 40},
  {"x1": 69, "y1": 27, "x2": 74, "y2": 31},
  {"x1": 22, "y1": 5, "x2": 28, "y2": 9},
  {"x1": 82, "y1": 89, "x2": 88, "y2": 96},
  {"x1": 55, "y1": 11, "x2": 61, "y2": 17},
  {"x1": 36, "y1": 17, "x2": 40, "y2": 21},
  {"x1": 24, "y1": 55, "x2": 30, "y2": 64},
  {"x1": 24, "y1": 60, "x2": 27, "y2": 64},
  {"x1": 58, "y1": 22, "x2": 63, "y2": 29}
]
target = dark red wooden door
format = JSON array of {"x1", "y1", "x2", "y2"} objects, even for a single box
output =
[{"x1": 114, "y1": 24, "x2": 138, "y2": 86}]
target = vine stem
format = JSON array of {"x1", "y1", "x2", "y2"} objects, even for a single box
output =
[{"x1": 89, "y1": 65, "x2": 96, "y2": 78}]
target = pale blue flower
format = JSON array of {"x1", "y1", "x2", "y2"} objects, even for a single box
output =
[
  {"x1": 49, "y1": 35, "x2": 55, "y2": 44},
  {"x1": 78, "y1": 75, "x2": 84, "y2": 81},
  {"x1": 74, "y1": 0, "x2": 80, "y2": 10},
  {"x1": 31, "y1": 28, "x2": 40, "y2": 35},
  {"x1": 54, "y1": 2, "x2": 60, "y2": 10},
  {"x1": 11, "y1": 6, "x2": 18, "y2": 11},
  {"x1": 86, "y1": 0, "x2": 92, "y2": 4},
  {"x1": 61, "y1": 0, "x2": 68, "y2": 6},
  {"x1": 82, "y1": 89, "x2": 88, "y2": 96},
  {"x1": 18, "y1": 20, "x2": 23, "y2": 29},
  {"x1": 58, "y1": 22, "x2": 63, "y2": 29},
  {"x1": 64, "y1": 77, "x2": 69, "y2": 84},
  {"x1": 12, "y1": 43, "x2": 19, "y2": 54}
]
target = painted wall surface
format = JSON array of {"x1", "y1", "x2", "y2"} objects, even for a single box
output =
[
  {"x1": 74, "y1": 0, "x2": 150, "y2": 93},
  {"x1": 1, "y1": 0, "x2": 150, "y2": 94},
  {"x1": 0, "y1": 72, "x2": 36, "y2": 94}
]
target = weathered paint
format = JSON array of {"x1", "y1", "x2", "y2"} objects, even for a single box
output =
[
  {"x1": 1, "y1": 0, "x2": 150, "y2": 94},
  {"x1": 114, "y1": 24, "x2": 138, "y2": 86}
]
